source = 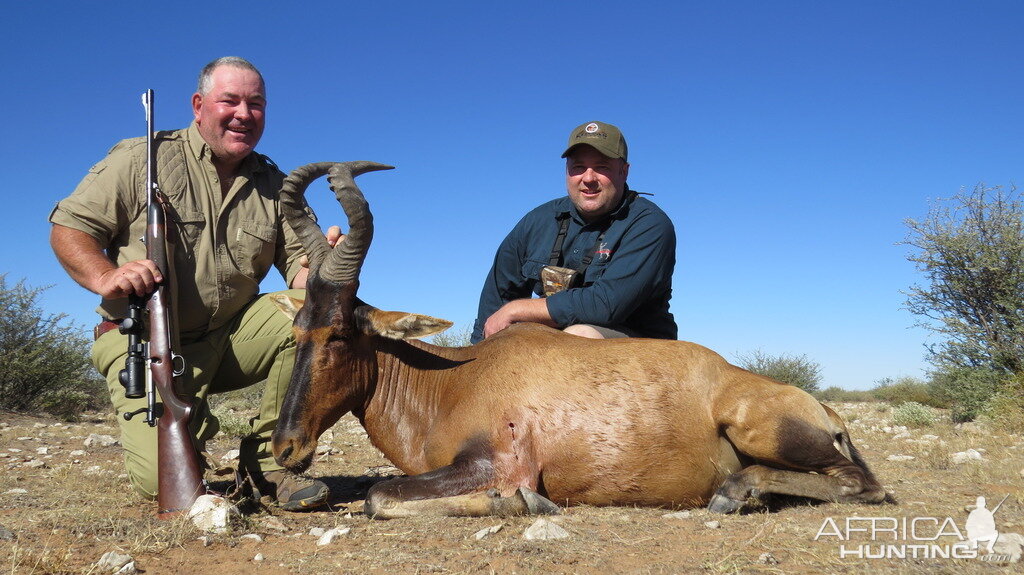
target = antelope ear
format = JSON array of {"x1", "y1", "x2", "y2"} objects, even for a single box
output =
[
  {"x1": 358, "y1": 308, "x2": 453, "y2": 340},
  {"x1": 269, "y1": 293, "x2": 306, "y2": 321}
]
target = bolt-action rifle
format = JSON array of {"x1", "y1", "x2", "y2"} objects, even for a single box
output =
[{"x1": 119, "y1": 90, "x2": 205, "y2": 518}]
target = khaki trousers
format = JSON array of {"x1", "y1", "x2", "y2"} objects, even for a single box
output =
[{"x1": 91, "y1": 290, "x2": 302, "y2": 498}]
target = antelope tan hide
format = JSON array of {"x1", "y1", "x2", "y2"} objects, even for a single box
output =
[{"x1": 272, "y1": 162, "x2": 893, "y2": 519}]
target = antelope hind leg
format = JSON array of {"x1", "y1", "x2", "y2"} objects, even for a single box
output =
[{"x1": 708, "y1": 464, "x2": 889, "y2": 514}]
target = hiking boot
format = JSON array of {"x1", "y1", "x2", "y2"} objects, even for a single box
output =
[{"x1": 257, "y1": 470, "x2": 329, "y2": 511}]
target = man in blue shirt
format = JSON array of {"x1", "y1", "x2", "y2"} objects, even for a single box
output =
[{"x1": 472, "y1": 121, "x2": 676, "y2": 343}]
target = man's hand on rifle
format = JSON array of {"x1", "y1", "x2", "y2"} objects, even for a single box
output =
[{"x1": 97, "y1": 260, "x2": 163, "y2": 299}]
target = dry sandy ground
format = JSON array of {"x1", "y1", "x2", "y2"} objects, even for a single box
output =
[{"x1": 1, "y1": 402, "x2": 1022, "y2": 574}]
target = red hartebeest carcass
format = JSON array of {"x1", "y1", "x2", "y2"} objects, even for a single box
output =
[{"x1": 271, "y1": 162, "x2": 893, "y2": 519}]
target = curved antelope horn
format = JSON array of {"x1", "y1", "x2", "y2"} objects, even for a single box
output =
[
  {"x1": 279, "y1": 162, "x2": 336, "y2": 276},
  {"x1": 319, "y1": 161, "x2": 394, "y2": 284}
]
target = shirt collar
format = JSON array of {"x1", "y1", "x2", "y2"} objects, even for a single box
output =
[
  {"x1": 185, "y1": 122, "x2": 266, "y2": 175},
  {"x1": 557, "y1": 185, "x2": 637, "y2": 226}
]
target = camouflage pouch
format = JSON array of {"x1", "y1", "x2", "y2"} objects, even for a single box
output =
[{"x1": 541, "y1": 265, "x2": 581, "y2": 296}]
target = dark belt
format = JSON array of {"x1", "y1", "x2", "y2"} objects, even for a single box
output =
[{"x1": 94, "y1": 319, "x2": 123, "y2": 341}]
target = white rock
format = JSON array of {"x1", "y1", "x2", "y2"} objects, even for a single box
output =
[
  {"x1": 662, "y1": 511, "x2": 692, "y2": 519},
  {"x1": 84, "y1": 434, "x2": 119, "y2": 448},
  {"x1": 187, "y1": 495, "x2": 240, "y2": 534},
  {"x1": 308, "y1": 527, "x2": 326, "y2": 537},
  {"x1": 316, "y1": 527, "x2": 351, "y2": 546},
  {"x1": 70, "y1": 450, "x2": 86, "y2": 456},
  {"x1": 523, "y1": 518, "x2": 570, "y2": 540},
  {"x1": 919, "y1": 434, "x2": 940, "y2": 441},
  {"x1": 33, "y1": 423, "x2": 46, "y2": 429},
  {"x1": 704, "y1": 520, "x2": 722, "y2": 529},
  {"x1": 257, "y1": 515, "x2": 289, "y2": 533},
  {"x1": 240, "y1": 533, "x2": 263, "y2": 542},
  {"x1": 473, "y1": 525, "x2": 503, "y2": 540},
  {"x1": 4, "y1": 488, "x2": 27, "y2": 495},
  {"x1": 197, "y1": 536, "x2": 210, "y2": 547},
  {"x1": 758, "y1": 552, "x2": 779, "y2": 564},
  {"x1": 17, "y1": 437, "x2": 33, "y2": 441},
  {"x1": 886, "y1": 454, "x2": 915, "y2": 461},
  {"x1": 950, "y1": 449, "x2": 984, "y2": 464},
  {"x1": 116, "y1": 562, "x2": 138, "y2": 575},
  {"x1": 7, "y1": 448, "x2": 22, "y2": 454},
  {"x1": 254, "y1": 553, "x2": 265, "y2": 562},
  {"x1": 23, "y1": 459, "x2": 46, "y2": 469},
  {"x1": 97, "y1": 551, "x2": 132, "y2": 572}
]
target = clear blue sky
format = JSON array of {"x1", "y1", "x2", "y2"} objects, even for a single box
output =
[{"x1": 3, "y1": 1, "x2": 1021, "y2": 390}]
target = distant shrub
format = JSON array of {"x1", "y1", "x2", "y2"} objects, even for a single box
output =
[
  {"x1": 736, "y1": 350, "x2": 822, "y2": 394},
  {"x1": 0, "y1": 275, "x2": 106, "y2": 420},
  {"x1": 430, "y1": 325, "x2": 473, "y2": 347},
  {"x1": 980, "y1": 379, "x2": 1024, "y2": 433},
  {"x1": 871, "y1": 376, "x2": 945, "y2": 408},
  {"x1": 891, "y1": 401, "x2": 936, "y2": 428},
  {"x1": 927, "y1": 366, "x2": 1002, "y2": 423},
  {"x1": 814, "y1": 386, "x2": 875, "y2": 403}
]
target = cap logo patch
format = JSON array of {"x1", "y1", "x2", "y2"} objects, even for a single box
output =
[{"x1": 585, "y1": 122, "x2": 600, "y2": 133}]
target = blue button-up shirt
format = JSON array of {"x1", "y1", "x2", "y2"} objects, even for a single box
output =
[{"x1": 472, "y1": 191, "x2": 676, "y2": 342}]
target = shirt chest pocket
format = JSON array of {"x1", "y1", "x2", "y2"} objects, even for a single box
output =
[
  {"x1": 172, "y1": 211, "x2": 206, "y2": 261},
  {"x1": 235, "y1": 220, "x2": 277, "y2": 275}
]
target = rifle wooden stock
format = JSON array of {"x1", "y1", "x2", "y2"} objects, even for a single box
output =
[{"x1": 142, "y1": 90, "x2": 205, "y2": 518}]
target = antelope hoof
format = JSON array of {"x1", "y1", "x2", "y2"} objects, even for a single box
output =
[
  {"x1": 517, "y1": 487, "x2": 561, "y2": 515},
  {"x1": 707, "y1": 493, "x2": 744, "y2": 514}
]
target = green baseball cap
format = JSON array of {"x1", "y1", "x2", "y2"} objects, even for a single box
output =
[{"x1": 561, "y1": 121, "x2": 628, "y2": 161}]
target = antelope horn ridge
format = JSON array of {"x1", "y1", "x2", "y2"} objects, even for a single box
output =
[
  {"x1": 321, "y1": 161, "x2": 394, "y2": 284},
  {"x1": 279, "y1": 161, "x2": 394, "y2": 283}
]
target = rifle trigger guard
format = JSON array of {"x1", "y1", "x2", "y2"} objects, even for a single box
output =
[{"x1": 171, "y1": 352, "x2": 187, "y2": 378}]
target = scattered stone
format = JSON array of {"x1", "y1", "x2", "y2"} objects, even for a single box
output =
[
  {"x1": 308, "y1": 527, "x2": 326, "y2": 537},
  {"x1": 7, "y1": 448, "x2": 22, "y2": 454},
  {"x1": 0, "y1": 523, "x2": 15, "y2": 541},
  {"x1": 758, "y1": 552, "x2": 779, "y2": 565},
  {"x1": 316, "y1": 527, "x2": 351, "y2": 546},
  {"x1": 523, "y1": 518, "x2": 570, "y2": 540},
  {"x1": 187, "y1": 495, "x2": 240, "y2": 534},
  {"x1": 84, "y1": 434, "x2": 119, "y2": 448},
  {"x1": 70, "y1": 450, "x2": 86, "y2": 457},
  {"x1": 254, "y1": 553, "x2": 265, "y2": 562},
  {"x1": 887, "y1": 455, "x2": 915, "y2": 462},
  {"x1": 116, "y1": 562, "x2": 138, "y2": 575},
  {"x1": 950, "y1": 449, "x2": 984, "y2": 464},
  {"x1": 17, "y1": 436, "x2": 34, "y2": 441},
  {"x1": 704, "y1": 520, "x2": 721, "y2": 529},
  {"x1": 97, "y1": 551, "x2": 132, "y2": 572},
  {"x1": 23, "y1": 459, "x2": 46, "y2": 469},
  {"x1": 364, "y1": 465, "x2": 400, "y2": 476},
  {"x1": 197, "y1": 536, "x2": 211, "y2": 547},
  {"x1": 993, "y1": 532, "x2": 1023, "y2": 562},
  {"x1": 4, "y1": 488, "x2": 27, "y2": 495},
  {"x1": 662, "y1": 510, "x2": 692, "y2": 519},
  {"x1": 240, "y1": 533, "x2": 263, "y2": 543},
  {"x1": 919, "y1": 434, "x2": 940, "y2": 441},
  {"x1": 257, "y1": 515, "x2": 289, "y2": 532},
  {"x1": 32, "y1": 423, "x2": 46, "y2": 429},
  {"x1": 473, "y1": 525, "x2": 503, "y2": 540}
]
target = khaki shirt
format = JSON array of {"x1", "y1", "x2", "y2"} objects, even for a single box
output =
[{"x1": 50, "y1": 123, "x2": 307, "y2": 337}]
